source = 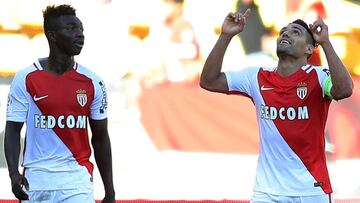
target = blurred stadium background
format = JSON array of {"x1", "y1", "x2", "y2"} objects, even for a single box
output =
[{"x1": 0, "y1": 0, "x2": 359, "y2": 202}]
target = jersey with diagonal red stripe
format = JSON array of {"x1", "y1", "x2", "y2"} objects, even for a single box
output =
[
  {"x1": 6, "y1": 59, "x2": 108, "y2": 190},
  {"x1": 225, "y1": 65, "x2": 333, "y2": 196}
]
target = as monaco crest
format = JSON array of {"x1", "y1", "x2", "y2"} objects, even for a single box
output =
[
  {"x1": 76, "y1": 89, "x2": 87, "y2": 107},
  {"x1": 296, "y1": 82, "x2": 307, "y2": 100}
]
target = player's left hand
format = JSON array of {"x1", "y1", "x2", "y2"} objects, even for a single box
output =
[
  {"x1": 309, "y1": 18, "x2": 330, "y2": 46},
  {"x1": 101, "y1": 195, "x2": 115, "y2": 203}
]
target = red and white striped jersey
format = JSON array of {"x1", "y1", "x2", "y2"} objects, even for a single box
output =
[
  {"x1": 225, "y1": 64, "x2": 333, "y2": 196},
  {"x1": 6, "y1": 59, "x2": 108, "y2": 190}
]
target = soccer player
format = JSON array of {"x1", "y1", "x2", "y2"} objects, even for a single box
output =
[
  {"x1": 4, "y1": 5, "x2": 115, "y2": 203},
  {"x1": 200, "y1": 9, "x2": 353, "y2": 203}
]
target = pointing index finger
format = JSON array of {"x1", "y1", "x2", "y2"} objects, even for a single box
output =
[{"x1": 243, "y1": 8, "x2": 251, "y2": 18}]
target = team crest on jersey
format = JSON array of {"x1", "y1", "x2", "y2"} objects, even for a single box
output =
[
  {"x1": 296, "y1": 82, "x2": 307, "y2": 100},
  {"x1": 76, "y1": 89, "x2": 87, "y2": 107}
]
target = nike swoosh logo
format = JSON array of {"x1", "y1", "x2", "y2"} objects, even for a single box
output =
[
  {"x1": 260, "y1": 85, "x2": 274, "y2": 91},
  {"x1": 33, "y1": 95, "x2": 48, "y2": 101}
]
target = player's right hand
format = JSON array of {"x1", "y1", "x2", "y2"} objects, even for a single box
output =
[
  {"x1": 10, "y1": 172, "x2": 29, "y2": 200},
  {"x1": 221, "y1": 8, "x2": 251, "y2": 37}
]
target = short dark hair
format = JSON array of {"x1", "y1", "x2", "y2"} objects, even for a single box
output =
[
  {"x1": 43, "y1": 4, "x2": 76, "y2": 32},
  {"x1": 292, "y1": 19, "x2": 316, "y2": 47}
]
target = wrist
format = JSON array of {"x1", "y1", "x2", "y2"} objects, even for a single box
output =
[
  {"x1": 9, "y1": 170, "x2": 20, "y2": 178},
  {"x1": 105, "y1": 189, "x2": 115, "y2": 198},
  {"x1": 219, "y1": 33, "x2": 234, "y2": 41},
  {"x1": 319, "y1": 39, "x2": 331, "y2": 48}
]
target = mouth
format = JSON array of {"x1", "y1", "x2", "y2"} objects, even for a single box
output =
[
  {"x1": 74, "y1": 40, "x2": 84, "y2": 48},
  {"x1": 279, "y1": 38, "x2": 291, "y2": 45}
]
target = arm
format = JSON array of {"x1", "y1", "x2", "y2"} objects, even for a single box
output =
[
  {"x1": 310, "y1": 19, "x2": 353, "y2": 100},
  {"x1": 200, "y1": 9, "x2": 251, "y2": 93},
  {"x1": 89, "y1": 118, "x2": 115, "y2": 203},
  {"x1": 4, "y1": 121, "x2": 29, "y2": 200}
]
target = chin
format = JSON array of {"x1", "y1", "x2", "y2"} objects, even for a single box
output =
[
  {"x1": 71, "y1": 50, "x2": 82, "y2": 56},
  {"x1": 276, "y1": 49, "x2": 284, "y2": 58},
  {"x1": 276, "y1": 46, "x2": 291, "y2": 57}
]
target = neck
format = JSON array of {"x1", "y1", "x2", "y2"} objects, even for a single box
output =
[
  {"x1": 276, "y1": 56, "x2": 307, "y2": 77},
  {"x1": 45, "y1": 51, "x2": 75, "y2": 75}
]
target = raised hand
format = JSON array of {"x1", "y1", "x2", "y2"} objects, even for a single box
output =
[
  {"x1": 309, "y1": 18, "x2": 330, "y2": 46},
  {"x1": 221, "y1": 8, "x2": 251, "y2": 37}
]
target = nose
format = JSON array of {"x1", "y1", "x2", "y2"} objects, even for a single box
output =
[
  {"x1": 76, "y1": 31, "x2": 84, "y2": 40},
  {"x1": 281, "y1": 30, "x2": 289, "y2": 38},
  {"x1": 74, "y1": 27, "x2": 84, "y2": 38}
]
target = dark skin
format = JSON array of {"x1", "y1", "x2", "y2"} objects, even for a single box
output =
[
  {"x1": 200, "y1": 9, "x2": 353, "y2": 100},
  {"x1": 4, "y1": 14, "x2": 115, "y2": 202}
]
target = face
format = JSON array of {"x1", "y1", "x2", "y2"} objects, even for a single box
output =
[
  {"x1": 50, "y1": 15, "x2": 85, "y2": 56},
  {"x1": 276, "y1": 23, "x2": 310, "y2": 58}
]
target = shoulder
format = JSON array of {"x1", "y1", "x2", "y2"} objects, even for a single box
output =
[
  {"x1": 257, "y1": 66, "x2": 277, "y2": 77},
  {"x1": 306, "y1": 65, "x2": 330, "y2": 77},
  {"x1": 225, "y1": 66, "x2": 272, "y2": 80},
  {"x1": 75, "y1": 63, "x2": 104, "y2": 82},
  {"x1": 12, "y1": 64, "x2": 38, "y2": 84},
  {"x1": 260, "y1": 66, "x2": 277, "y2": 72},
  {"x1": 75, "y1": 64, "x2": 107, "y2": 94}
]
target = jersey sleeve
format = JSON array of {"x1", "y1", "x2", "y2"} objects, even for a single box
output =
[
  {"x1": 315, "y1": 66, "x2": 333, "y2": 99},
  {"x1": 6, "y1": 70, "x2": 30, "y2": 122},
  {"x1": 224, "y1": 67, "x2": 258, "y2": 97},
  {"x1": 90, "y1": 79, "x2": 108, "y2": 120}
]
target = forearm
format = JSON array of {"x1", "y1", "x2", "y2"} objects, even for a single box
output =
[
  {"x1": 92, "y1": 134, "x2": 115, "y2": 197},
  {"x1": 321, "y1": 40, "x2": 353, "y2": 99},
  {"x1": 4, "y1": 123, "x2": 22, "y2": 177},
  {"x1": 200, "y1": 34, "x2": 233, "y2": 86}
]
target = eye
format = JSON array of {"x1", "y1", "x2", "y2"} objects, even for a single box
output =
[
  {"x1": 293, "y1": 29, "x2": 300, "y2": 35},
  {"x1": 65, "y1": 25, "x2": 74, "y2": 31}
]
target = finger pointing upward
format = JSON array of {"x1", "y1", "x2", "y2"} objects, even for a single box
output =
[{"x1": 243, "y1": 8, "x2": 251, "y2": 18}]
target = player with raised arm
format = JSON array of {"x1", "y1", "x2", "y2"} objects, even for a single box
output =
[{"x1": 200, "y1": 8, "x2": 353, "y2": 203}]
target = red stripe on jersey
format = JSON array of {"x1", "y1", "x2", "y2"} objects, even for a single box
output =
[
  {"x1": 258, "y1": 68, "x2": 332, "y2": 194},
  {"x1": 25, "y1": 69, "x2": 95, "y2": 174}
]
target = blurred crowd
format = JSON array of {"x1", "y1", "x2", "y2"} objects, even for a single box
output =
[{"x1": 2, "y1": 0, "x2": 359, "y2": 103}]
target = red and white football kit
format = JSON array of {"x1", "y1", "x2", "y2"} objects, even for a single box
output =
[
  {"x1": 225, "y1": 64, "x2": 333, "y2": 196},
  {"x1": 6, "y1": 59, "x2": 108, "y2": 192}
]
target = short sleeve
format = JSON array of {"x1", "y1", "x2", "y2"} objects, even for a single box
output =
[
  {"x1": 90, "y1": 80, "x2": 108, "y2": 120},
  {"x1": 6, "y1": 71, "x2": 29, "y2": 122},
  {"x1": 224, "y1": 67, "x2": 259, "y2": 97},
  {"x1": 315, "y1": 67, "x2": 333, "y2": 99}
]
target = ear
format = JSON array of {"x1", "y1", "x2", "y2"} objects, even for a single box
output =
[
  {"x1": 46, "y1": 31, "x2": 56, "y2": 43},
  {"x1": 305, "y1": 44, "x2": 314, "y2": 56}
]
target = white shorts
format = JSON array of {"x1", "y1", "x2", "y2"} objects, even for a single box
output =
[
  {"x1": 22, "y1": 187, "x2": 94, "y2": 203},
  {"x1": 251, "y1": 191, "x2": 333, "y2": 203}
]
